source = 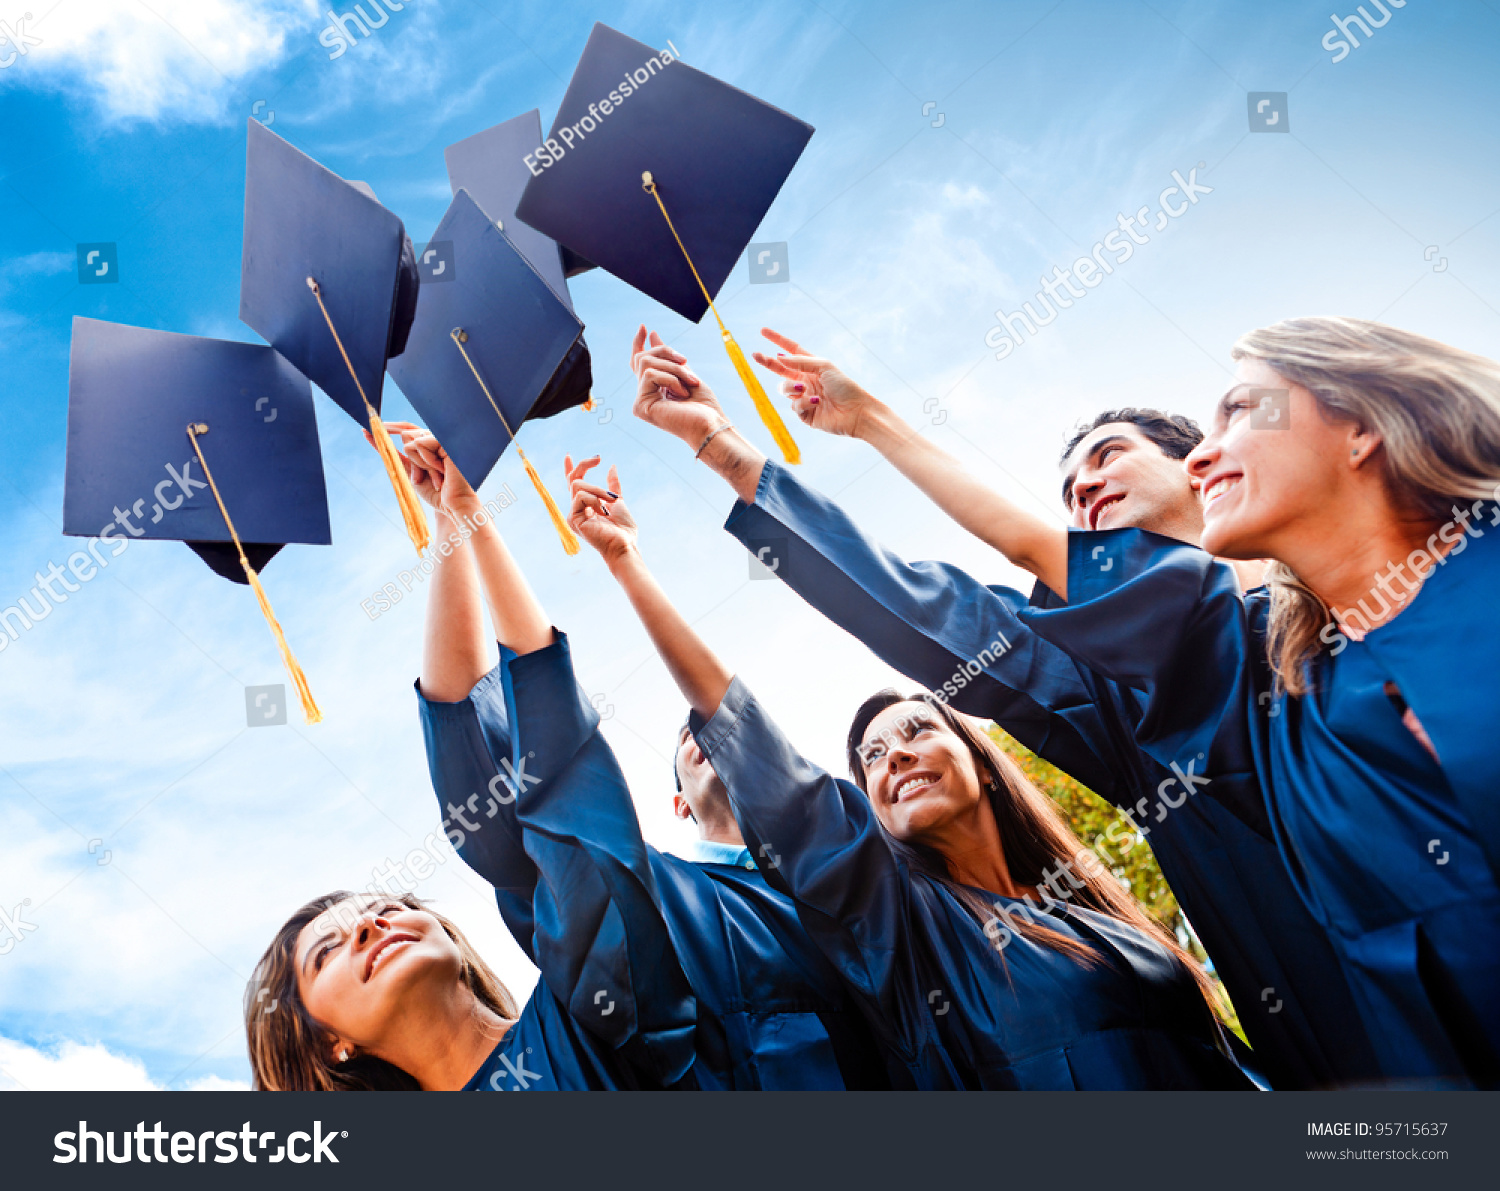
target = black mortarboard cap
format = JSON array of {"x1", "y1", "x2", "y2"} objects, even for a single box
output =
[
  {"x1": 386, "y1": 188, "x2": 590, "y2": 493},
  {"x1": 516, "y1": 23, "x2": 813, "y2": 323},
  {"x1": 239, "y1": 119, "x2": 432, "y2": 554},
  {"x1": 63, "y1": 317, "x2": 329, "y2": 721},
  {"x1": 239, "y1": 119, "x2": 419, "y2": 426},
  {"x1": 63, "y1": 317, "x2": 331, "y2": 580},
  {"x1": 444, "y1": 109, "x2": 596, "y2": 311}
]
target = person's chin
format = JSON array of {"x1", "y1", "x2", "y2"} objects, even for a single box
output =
[{"x1": 1199, "y1": 514, "x2": 1260, "y2": 560}]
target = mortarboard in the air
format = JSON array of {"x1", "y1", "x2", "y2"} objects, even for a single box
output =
[
  {"x1": 516, "y1": 23, "x2": 814, "y2": 463},
  {"x1": 444, "y1": 109, "x2": 597, "y2": 310},
  {"x1": 442, "y1": 109, "x2": 595, "y2": 418},
  {"x1": 386, "y1": 188, "x2": 589, "y2": 554},
  {"x1": 238, "y1": 118, "x2": 431, "y2": 556},
  {"x1": 63, "y1": 317, "x2": 327, "y2": 721}
]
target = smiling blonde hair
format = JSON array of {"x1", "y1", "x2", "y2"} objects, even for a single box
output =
[
  {"x1": 245, "y1": 890, "x2": 516, "y2": 1091},
  {"x1": 1231, "y1": 317, "x2": 1500, "y2": 694}
]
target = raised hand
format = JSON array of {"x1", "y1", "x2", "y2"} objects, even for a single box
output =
[
  {"x1": 751, "y1": 328, "x2": 880, "y2": 439},
  {"x1": 372, "y1": 421, "x2": 480, "y2": 521},
  {"x1": 565, "y1": 454, "x2": 637, "y2": 567},
  {"x1": 630, "y1": 325, "x2": 729, "y2": 448}
]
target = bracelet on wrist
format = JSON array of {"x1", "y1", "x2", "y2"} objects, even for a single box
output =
[
  {"x1": 694, "y1": 421, "x2": 734, "y2": 459},
  {"x1": 693, "y1": 417, "x2": 735, "y2": 456}
]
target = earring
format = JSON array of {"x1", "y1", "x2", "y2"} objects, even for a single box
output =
[{"x1": 338, "y1": 1048, "x2": 350, "y2": 1063}]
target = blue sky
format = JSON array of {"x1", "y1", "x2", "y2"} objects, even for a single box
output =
[{"x1": 2, "y1": 0, "x2": 1498, "y2": 1089}]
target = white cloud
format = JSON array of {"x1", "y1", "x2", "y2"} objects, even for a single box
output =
[
  {"x1": 15, "y1": 0, "x2": 322, "y2": 123},
  {"x1": 0, "y1": 1036, "x2": 157, "y2": 1090},
  {"x1": 2, "y1": 251, "x2": 74, "y2": 278},
  {"x1": 0, "y1": 1036, "x2": 251, "y2": 1090}
]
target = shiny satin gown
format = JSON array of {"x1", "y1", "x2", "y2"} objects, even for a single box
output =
[
  {"x1": 690, "y1": 675, "x2": 1253, "y2": 1090},
  {"x1": 419, "y1": 633, "x2": 888, "y2": 1090},
  {"x1": 419, "y1": 651, "x2": 699, "y2": 1091},
  {"x1": 724, "y1": 460, "x2": 1377, "y2": 1087},
  {"x1": 1016, "y1": 524, "x2": 1500, "y2": 1087}
]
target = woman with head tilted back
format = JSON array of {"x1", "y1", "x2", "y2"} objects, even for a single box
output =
[
  {"x1": 1017, "y1": 317, "x2": 1500, "y2": 1086},
  {"x1": 244, "y1": 426, "x2": 698, "y2": 1092},
  {"x1": 561, "y1": 445, "x2": 1250, "y2": 1089}
]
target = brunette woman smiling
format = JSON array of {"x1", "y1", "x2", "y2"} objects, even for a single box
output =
[{"x1": 564, "y1": 455, "x2": 1251, "y2": 1090}]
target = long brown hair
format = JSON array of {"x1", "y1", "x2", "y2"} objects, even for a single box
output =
[
  {"x1": 1231, "y1": 317, "x2": 1500, "y2": 694},
  {"x1": 245, "y1": 890, "x2": 517, "y2": 1091},
  {"x1": 847, "y1": 691, "x2": 1218, "y2": 1008}
]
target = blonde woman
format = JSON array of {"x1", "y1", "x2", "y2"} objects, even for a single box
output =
[{"x1": 1020, "y1": 317, "x2": 1500, "y2": 1086}]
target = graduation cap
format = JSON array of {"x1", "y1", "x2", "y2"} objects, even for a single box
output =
[
  {"x1": 444, "y1": 109, "x2": 597, "y2": 311},
  {"x1": 442, "y1": 111, "x2": 596, "y2": 417},
  {"x1": 516, "y1": 23, "x2": 814, "y2": 463},
  {"x1": 386, "y1": 189, "x2": 590, "y2": 554},
  {"x1": 63, "y1": 317, "x2": 326, "y2": 722},
  {"x1": 238, "y1": 118, "x2": 431, "y2": 556}
]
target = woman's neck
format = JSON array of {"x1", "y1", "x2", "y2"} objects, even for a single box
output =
[
  {"x1": 925, "y1": 800, "x2": 1029, "y2": 900},
  {"x1": 1281, "y1": 507, "x2": 1449, "y2": 633},
  {"x1": 380, "y1": 982, "x2": 511, "y2": 1091}
]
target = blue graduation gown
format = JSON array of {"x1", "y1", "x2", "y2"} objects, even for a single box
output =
[
  {"x1": 418, "y1": 633, "x2": 888, "y2": 1090},
  {"x1": 462, "y1": 982, "x2": 668, "y2": 1091},
  {"x1": 692, "y1": 676, "x2": 1253, "y2": 1089},
  {"x1": 1018, "y1": 524, "x2": 1500, "y2": 1087},
  {"x1": 723, "y1": 460, "x2": 1377, "y2": 1087},
  {"x1": 417, "y1": 652, "x2": 698, "y2": 1091}
]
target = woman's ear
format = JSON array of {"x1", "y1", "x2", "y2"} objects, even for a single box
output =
[
  {"x1": 672, "y1": 794, "x2": 696, "y2": 823},
  {"x1": 327, "y1": 1034, "x2": 353, "y2": 1066},
  {"x1": 1348, "y1": 423, "x2": 1383, "y2": 469}
]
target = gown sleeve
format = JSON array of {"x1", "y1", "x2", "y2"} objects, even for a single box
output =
[
  {"x1": 723, "y1": 459, "x2": 1122, "y2": 801},
  {"x1": 1018, "y1": 528, "x2": 1267, "y2": 778},
  {"x1": 690, "y1": 676, "x2": 919, "y2": 1045},
  {"x1": 501, "y1": 631, "x2": 699, "y2": 1086},
  {"x1": 415, "y1": 670, "x2": 538, "y2": 960}
]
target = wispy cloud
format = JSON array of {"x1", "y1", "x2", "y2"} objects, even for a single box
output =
[{"x1": 15, "y1": 0, "x2": 322, "y2": 123}]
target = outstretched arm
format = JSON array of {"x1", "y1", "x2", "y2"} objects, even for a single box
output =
[
  {"x1": 752, "y1": 329, "x2": 1069, "y2": 597},
  {"x1": 628, "y1": 325, "x2": 1068, "y2": 595},
  {"x1": 563, "y1": 452, "x2": 732, "y2": 719},
  {"x1": 393, "y1": 426, "x2": 552, "y2": 659}
]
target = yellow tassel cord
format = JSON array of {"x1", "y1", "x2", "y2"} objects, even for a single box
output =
[
  {"x1": 641, "y1": 172, "x2": 801, "y2": 465},
  {"x1": 187, "y1": 423, "x2": 323, "y2": 724},
  {"x1": 306, "y1": 277, "x2": 431, "y2": 557},
  {"x1": 450, "y1": 328, "x2": 581, "y2": 556}
]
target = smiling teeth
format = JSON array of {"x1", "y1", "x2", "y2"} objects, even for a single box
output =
[
  {"x1": 895, "y1": 776, "x2": 930, "y2": 800},
  {"x1": 371, "y1": 939, "x2": 412, "y2": 976},
  {"x1": 1204, "y1": 476, "x2": 1240, "y2": 503}
]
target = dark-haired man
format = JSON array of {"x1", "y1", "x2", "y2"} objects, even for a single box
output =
[{"x1": 626, "y1": 325, "x2": 1378, "y2": 1088}]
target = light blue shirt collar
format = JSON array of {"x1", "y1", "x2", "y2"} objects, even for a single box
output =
[{"x1": 676, "y1": 838, "x2": 757, "y2": 870}]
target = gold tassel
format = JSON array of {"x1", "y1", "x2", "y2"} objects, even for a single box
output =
[
  {"x1": 366, "y1": 407, "x2": 432, "y2": 556},
  {"x1": 187, "y1": 423, "x2": 322, "y2": 724},
  {"x1": 450, "y1": 327, "x2": 579, "y2": 555},
  {"x1": 721, "y1": 328, "x2": 800, "y2": 466},
  {"x1": 520, "y1": 448, "x2": 580, "y2": 555},
  {"x1": 305, "y1": 276, "x2": 430, "y2": 556},
  {"x1": 245, "y1": 564, "x2": 323, "y2": 724},
  {"x1": 641, "y1": 172, "x2": 800, "y2": 464}
]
